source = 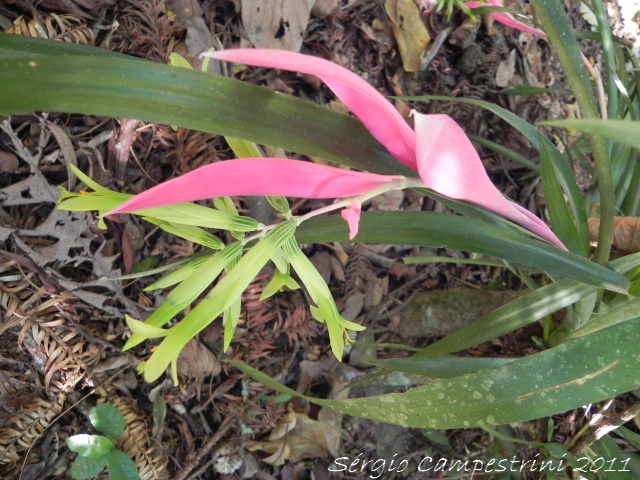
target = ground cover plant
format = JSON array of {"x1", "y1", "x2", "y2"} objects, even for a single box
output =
[{"x1": 0, "y1": 0, "x2": 639, "y2": 478}]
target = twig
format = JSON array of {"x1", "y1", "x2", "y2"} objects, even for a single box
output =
[
  {"x1": 174, "y1": 414, "x2": 236, "y2": 480},
  {"x1": 571, "y1": 399, "x2": 640, "y2": 455}
]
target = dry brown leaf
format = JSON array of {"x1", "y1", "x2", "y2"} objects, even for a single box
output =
[
  {"x1": 311, "y1": 0, "x2": 339, "y2": 18},
  {"x1": 384, "y1": 0, "x2": 431, "y2": 72},
  {"x1": 177, "y1": 339, "x2": 221, "y2": 379},
  {"x1": 589, "y1": 217, "x2": 640, "y2": 253},
  {"x1": 167, "y1": 0, "x2": 221, "y2": 74},
  {"x1": 0, "y1": 150, "x2": 19, "y2": 174},
  {"x1": 246, "y1": 404, "x2": 335, "y2": 465},
  {"x1": 241, "y1": 0, "x2": 315, "y2": 52},
  {"x1": 495, "y1": 48, "x2": 517, "y2": 88}
]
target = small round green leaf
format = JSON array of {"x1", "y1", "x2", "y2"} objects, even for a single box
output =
[
  {"x1": 66, "y1": 434, "x2": 114, "y2": 458},
  {"x1": 89, "y1": 404, "x2": 126, "y2": 439},
  {"x1": 70, "y1": 455, "x2": 108, "y2": 479},
  {"x1": 107, "y1": 449, "x2": 141, "y2": 480}
]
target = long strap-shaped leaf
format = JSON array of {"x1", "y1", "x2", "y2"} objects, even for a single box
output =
[
  {"x1": 296, "y1": 212, "x2": 628, "y2": 292},
  {"x1": 228, "y1": 318, "x2": 640, "y2": 428},
  {"x1": 0, "y1": 34, "x2": 411, "y2": 177}
]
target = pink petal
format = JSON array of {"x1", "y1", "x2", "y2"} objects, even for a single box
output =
[
  {"x1": 206, "y1": 49, "x2": 417, "y2": 171},
  {"x1": 341, "y1": 199, "x2": 362, "y2": 240},
  {"x1": 466, "y1": 0, "x2": 546, "y2": 37},
  {"x1": 106, "y1": 159, "x2": 402, "y2": 215},
  {"x1": 414, "y1": 113, "x2": 566, "y2": 249}
]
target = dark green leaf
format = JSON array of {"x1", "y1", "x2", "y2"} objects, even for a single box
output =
[
  {"x1": 296, "y1": 212, "x2": 628, "y2": 292},
  {"x1": 541, "y1": 119, "x2": 640, "y2": 150},
  {"x1": 228, "y1": 319, "x2": 640, "y2": 428},
  {"x1": 368, "y1": 357, "x2": 513, "y2": 378},
  {"x1": 106, "y1": 450, "x2": 141, "y2": 480},
  {"x1": 89, "y1": 404, "x2": 126, "y2": 439},
  {"x1": 70, "y1": 456, "x2": 107, "y2": 479},
  {"x1": 0, "y1": 35, "x2": 411, "y2": 177}
]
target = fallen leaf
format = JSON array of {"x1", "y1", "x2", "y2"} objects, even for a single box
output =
[
  {"x1": 495, "y1": 48, "x2": 517, "y2": 87},
  {"x1": 241, "y1": 0, "x2": 316, "y2": 52},
  {"x1": 311, "y1": 0, "x2": 339, "y2": 18},
  {"x1": 246, "y1": 398, "x2": 346, "y2": 465},
  {"x1": 0, "y1": 150, "x2": 19, "y2": 173},
  {"x1": 589, "y1": 217, "x2": 640, "y2": 253},
  {"x1": 167, "y1": 0, "x2": 220, "y2": 73},
  {"x1": 384, "y1": 0, "x2": 431, "y2": 72},
  {"x1": 177, "y1": 339, "x2": 221, "y2": 379}
]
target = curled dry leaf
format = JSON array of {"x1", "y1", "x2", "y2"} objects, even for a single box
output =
[
  {"x1": 245, "y1": 404, "x2": 337, "y2": 465},
  {"x1": 589, "y1": 217, "x2": 640, "y2": 253},
  {"x1": 241, "y1": 0, "x2": 316, "y2": 51},
  {"x1": 384, "y1": 0, "x2": 431, "y2": 72}
]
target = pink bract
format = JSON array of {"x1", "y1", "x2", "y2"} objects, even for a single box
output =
[
  {"x1": 465, "y1": 0, "x2": 546, "y2": 37},
  {"x1": 341, "y1": 199, "x2": 362, "y2": 240},
  {"x1": 206, "y1": 49, "x2": 417, "y2": 170},
  {"x1": 107, "y1": 48, "x2": 565, "y2": 250},
  {"x1": 107, "y1": 159, "x2": 402, "y2": 215}
]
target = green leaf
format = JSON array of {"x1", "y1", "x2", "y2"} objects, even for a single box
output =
[
  {"x1": 70, "y1": 456, "x2": 107, "y2": 479},
  {"x1": 368, "y1": 357, "x2": 514, "y2": 378},
  {"x1": 223, "y1": 296, "x2": 241, "y2": 351},
  {"x1": 541, "y1": 119, "x2": 640, "y2": 150},
  {"x1": 144, "y1": 257, "x2": 210, "y2": 291},
  {"x1": 530, "y1": 0, "x2": 597, "y2": 114},
  {"x1": 142, "y1": 220, "x2": 297, "y2": 382},
  {"x1": 167, "y1": 52, "x2": 193, "y2": 70},
  {"x1": 540, "y1": 137, "x2": 587, "y2": 255},
  {"x1": 106, "y1": 450, "x2": 141, "y2": 480},
  {"x1": 143, "y1": 218, "x2": 223, "y2": 250},
  {"x1": 0, "y1": 36, "x2": 412, "y2": 177},
  {"x1": 89, "y1": 404, "x2": 126, "y2": 439},
  {"x1": 416, "y1": 279, "x2": 594, "y2": 357},
  {"x1": 125, "y1": 315, "x2": 170, "y2": 339},
  {"x1": 228, "y1": 319, "x2": 640, "y2": 428},
  {"x1": 226, "y1": 136, "x2": 262, "y2": 158},
  {"x1": 260, "y1": 269, "x2": 300, "y2": 300},
  {"x1": 566, "y1": 295, "x2": 640, "y2": 340},
  {"x1": 413, "y1": 254, "x2": 640, "y2": 358},
  {"x1": 57, "y1": 192, "x2": 131, "y2": 213},
  {"x1": 135, "y1": 204, "x2": 259, "y2": 232},
  {"x1": 66, "y1": 434, "x2": 114, "y2": 458},
  {"x1": 296, "y1": 212, "x2": 628, "y2": 292},
  {"x1": 124, "y1": 243, "x2": 242, "y2": 350}
]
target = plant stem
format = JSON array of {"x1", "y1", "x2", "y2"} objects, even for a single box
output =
[
  {"x1": 532, "y1": 0, "x2": 615, "y2": 264},
  {"x1": 242, "y1": 177, "x2": 422, "y2": 244}
]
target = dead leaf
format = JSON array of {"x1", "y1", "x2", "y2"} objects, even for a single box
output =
[
  {"x1": 495, "y1": 48, "x2": 517, "y2": 88},
  {"x1": 589, "y1": 217, "x2": 640, "y2": 253},
  {"x1": 167, "y1": 0, "x2": 220, "y2": 73},
  {"x1": 311, "y1": 0, "x2": 339, "y2": 18},
  {"x1": 384, "y1": 0, "x2": 431, "y2": 72},
  {"x1": 241, "y1": 0, "x2": 316, "y2": 52},
  {"x1": 0, "y1": 150, "x2": 19, "y2": 174},
  {"x1": 246, "y1": 404, "x2": 337, "y2": 465},
  {"x1": 177, "y1": 339, "x2": 221, "y2": 379}
]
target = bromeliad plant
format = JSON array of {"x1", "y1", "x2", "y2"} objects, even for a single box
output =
[
  {"x1": 64, "y1": 47, "x2": 573, "y2": 382},
  {"x1": 1, "y1": 0, "x2": 640, "y2": 436}
]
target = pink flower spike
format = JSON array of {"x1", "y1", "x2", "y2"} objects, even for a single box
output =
[
  {"x1": 205, "y1": 49, "x2": 417, "y2": 171},
  {"x1": 106, "y1": 159, "x2": 403, "y2": 216},
  {"x1": 341, "y1": 199, "x2": 362, "y2": 240},
  {"x1": 465, "y1": 0, "x2": 546, "y2": 37},
  {"x1": 414, "y1": 113, "x2": 566, "y2": 249}
]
